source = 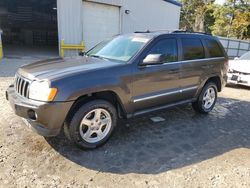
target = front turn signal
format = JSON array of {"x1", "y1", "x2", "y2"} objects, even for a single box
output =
[{"x1": 48, "y1": 88, "x2": 58, "y2": 102}]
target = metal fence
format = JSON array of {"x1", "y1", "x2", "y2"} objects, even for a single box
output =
[{"x1": 218, "y1": 36, "x2": 250, "y2": 59}]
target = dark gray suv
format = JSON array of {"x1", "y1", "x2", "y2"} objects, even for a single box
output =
[{"x1": 6, "y1": 31, "x2": 228, "y2": 149}]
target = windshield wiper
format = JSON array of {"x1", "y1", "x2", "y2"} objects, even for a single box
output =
[{"x1": 89, "y1": 55, "x2": 109, "y2": 61}]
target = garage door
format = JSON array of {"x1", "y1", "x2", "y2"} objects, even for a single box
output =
[{"x1": 82, "y1": 1, "x2": 120, "y2": 50}]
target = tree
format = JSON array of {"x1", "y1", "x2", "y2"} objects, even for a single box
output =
[
  {"x1": 211, "y1": 0, "x2": 250, "y2": 39},
  {"x1": 180, "y1": 0, "x2": 250, "y2": 39},
  {"x1": 210, "y1": 5, "x2": 232, "y2": 36},
  {"x1": 180, "y1": 0, "x2": 215, "y2": 32}
]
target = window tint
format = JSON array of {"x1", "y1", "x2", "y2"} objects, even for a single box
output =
[
  {"x1": 205, "y1": 39, "x2": 224, "y2": 57},
  {"x1": 148, "y1": 38, "x2": 178, "y2": 62},
  {"x1": 182, "y1": 38, "x2": 205, "y2": 60}
]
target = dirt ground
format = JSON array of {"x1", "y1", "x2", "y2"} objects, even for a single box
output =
[{"x1": 0, "y1": 58, "x2": 250, "y2": 188}]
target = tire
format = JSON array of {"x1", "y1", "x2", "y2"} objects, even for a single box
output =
[
  {"x1": 64, "y1": 100, "x2": 117, "y2": 149},
  {"x1": 192, "y1": 82, "x2": 218, "y2": 114}
]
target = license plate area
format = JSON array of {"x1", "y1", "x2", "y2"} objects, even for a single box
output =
[{"x1": 231, "y1": 75, "x2": 239, "y2": 81}]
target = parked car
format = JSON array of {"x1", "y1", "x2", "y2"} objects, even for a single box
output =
[
  {"x1": 6, "y1": 31, "x2": 228, "y2": 149},
  {"x1": 227, "y1": 51, "x2": 250, "y2": 87}
]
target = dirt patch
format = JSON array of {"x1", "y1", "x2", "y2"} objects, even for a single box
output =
[{"x1": 1, "y1": 59, "x2": 250, "y2": 187}]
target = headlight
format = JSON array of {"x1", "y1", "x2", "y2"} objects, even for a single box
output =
[{"x1": 29, "y1": 81, "x2": 58, "y2": 102}]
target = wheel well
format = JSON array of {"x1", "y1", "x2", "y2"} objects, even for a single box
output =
[
  {"x1": 206, "y1": 76, "x2": 222, "y2": 92},
  {"x1": 66, "y1": 91, "x2": 126, "y2": 122}
]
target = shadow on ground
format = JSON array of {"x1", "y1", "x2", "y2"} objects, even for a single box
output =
[
  {"x1": 226, "y1": 83, "x2": 250, "y2": 90},
  {"x1": 46, "y1": 95, "x2": 250, "y2": 174}
]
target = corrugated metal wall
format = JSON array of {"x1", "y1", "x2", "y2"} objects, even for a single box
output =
[
  {"x1": 90, "y1": 0, "x2": 181, "y2": 33},
  {"x1": 57, "y1": 0, "x2": 181, "y2": 56},
  {"x1": 57, "y1": 0, "x2": 83, "y2": 56},
  {"x1": 122, "y1": 0, "x2": 181, "y2": 33}
]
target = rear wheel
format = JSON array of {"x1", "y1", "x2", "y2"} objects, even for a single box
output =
[
  {"x1": 64, "y1": 100, "x2": 117, "y2": 149},
  {"x1": 192, "y1": 82, "x2": 218, "y2": 114}
]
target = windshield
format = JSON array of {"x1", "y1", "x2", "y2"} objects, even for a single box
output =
[
  {"x1": 239, "y1": 51, "x2": 250, "y2": 60},
  {"x1": 86, "y1": 35, "x2": 150, "y2": 62}
]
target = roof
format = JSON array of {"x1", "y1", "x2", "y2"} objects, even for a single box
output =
[{"x1": 163, "y1": 0, "x2": 182, "y2": 7}]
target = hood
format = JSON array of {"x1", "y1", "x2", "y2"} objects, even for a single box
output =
[
  {"x1": 18, "y1": 56, "x2": 122, "y2": 80},
  {"x1": 229, "y1": 60, "x2": 250, "y2": 74}
]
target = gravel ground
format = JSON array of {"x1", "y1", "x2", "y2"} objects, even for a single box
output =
[{"x1": 0, "y1": 58, "x2": 250, "y2": 188}]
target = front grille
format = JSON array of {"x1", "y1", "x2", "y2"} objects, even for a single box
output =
[
  {"x1": 14, "y1": 75, "x2": 30, "y2": 98},
  {"x1": 232, "y1": 69, "x2": 250, "y2": 75}
]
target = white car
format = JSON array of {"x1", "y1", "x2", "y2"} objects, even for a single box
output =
[{"x1": 228, "y1": 51, "x2": 250, "y2": 87}]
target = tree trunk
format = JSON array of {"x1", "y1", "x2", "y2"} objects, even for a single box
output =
[{"x1": 193, "y1": 12, "x2": 205, "y2": 32}]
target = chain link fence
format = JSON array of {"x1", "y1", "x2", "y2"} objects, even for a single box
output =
[{"x1": 218, "y1": 36, "x2": 250, "y2": 59}]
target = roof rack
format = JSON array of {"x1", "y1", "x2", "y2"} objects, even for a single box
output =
[
  {"x1": 134, "y1": 29, "x2": 212, "y2": 35},
  {"x1": 134, "y1": 29, "x2": 176, "y2": 33},
  {"x1": 172, "y1": 30, "x2": 212, "y2": 35}
]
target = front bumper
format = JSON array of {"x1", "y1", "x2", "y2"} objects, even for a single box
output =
[
  {"x1": 227, "y1": 72, "x2": 250, "y2": 87},
  {"x1": 6, "y1": 85, "x2": 74, "y2": 137}
]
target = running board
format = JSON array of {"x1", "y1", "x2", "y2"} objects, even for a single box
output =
[{"x1": 130, "y1": 99, "x2": 196, "y2": 118}]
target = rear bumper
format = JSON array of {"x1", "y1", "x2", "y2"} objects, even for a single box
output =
[
  {"x1": 6, "y1": 85, "x2": 74, "y2": 137},
  {"x1": 227, "y1": 73, "x2": 250, "y2": 87}
]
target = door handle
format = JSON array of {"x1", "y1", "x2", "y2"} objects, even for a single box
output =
[
  {"x1": 202, "y1": 65, "x2": 212, "y2": 69},
  {"x1": 169, "y1": 69, "x2": 179, "y2": 73}
]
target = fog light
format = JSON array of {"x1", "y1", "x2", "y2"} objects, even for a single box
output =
[{"x1": 27, "y1": 109, "x2": 37, "y2": 120}]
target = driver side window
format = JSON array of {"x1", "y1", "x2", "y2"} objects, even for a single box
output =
[{"x1": 148, "y1": 38, "x2": 178, "y2": 63}]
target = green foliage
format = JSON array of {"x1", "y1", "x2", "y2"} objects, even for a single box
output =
[
  {"x1": 180, "y1": 0, "x2": 215, "y2": 32},
  {"x1": 210, "y1": 5, "x2": 232, "y2": 36},
  {"x1": 180, "y1": 0, "x2": 250, "y2": 39},
  {"x1": 211, "y1": 0, "x2": 250, "y2": 39}
]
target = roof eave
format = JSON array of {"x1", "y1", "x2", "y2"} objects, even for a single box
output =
[{"x1": 163, "y1": 0, "x2": 182, "y2": 7}]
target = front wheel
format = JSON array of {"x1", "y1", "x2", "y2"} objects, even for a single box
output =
[
  {"x1": 192, "y1": 82, "x2": 218, "y2": 114},
  {"x1": 64, "y1": 100, "x2": 117, "y2": 149}
]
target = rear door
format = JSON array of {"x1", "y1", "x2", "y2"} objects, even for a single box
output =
[
  {"x1": 131, "y1": 37, "x2": 182, "y2": 112},
  {"x1": 179, "y1": 37, "x2": 207, "y2": 100},
  {"x1": 204, "y1": 38, "x2": 228, "y2": 80}
]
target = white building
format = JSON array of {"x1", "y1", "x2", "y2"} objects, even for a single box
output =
[
  {"x1": 0, "y1": 0, "x2": 181, "y2": 57},
  {"x1": 58, "y1": 0, "x2": 181, "y2": 55}
]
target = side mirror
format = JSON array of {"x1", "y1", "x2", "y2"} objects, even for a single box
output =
[{"x1": 141, "y1": 54, "x2": 166, "y2": 66}]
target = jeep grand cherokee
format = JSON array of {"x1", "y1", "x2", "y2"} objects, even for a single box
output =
[{"x1": 6, "y1": 31, "x2": 228, "y2": 149}]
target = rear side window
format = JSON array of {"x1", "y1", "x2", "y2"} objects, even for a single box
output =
[
  {"x1": 205, "y1": 39, "x2": 224, "y2": 57},
  {"x1": 182, "y1": 38, "x2": 205, "y2": 60},
  {"x1": 148, "y1": 38, "x2": 178, "y2": 62}
]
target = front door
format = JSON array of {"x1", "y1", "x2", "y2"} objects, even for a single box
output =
[{"x1": 131, "y1": 38, "x2": 181, "y2": 112}]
